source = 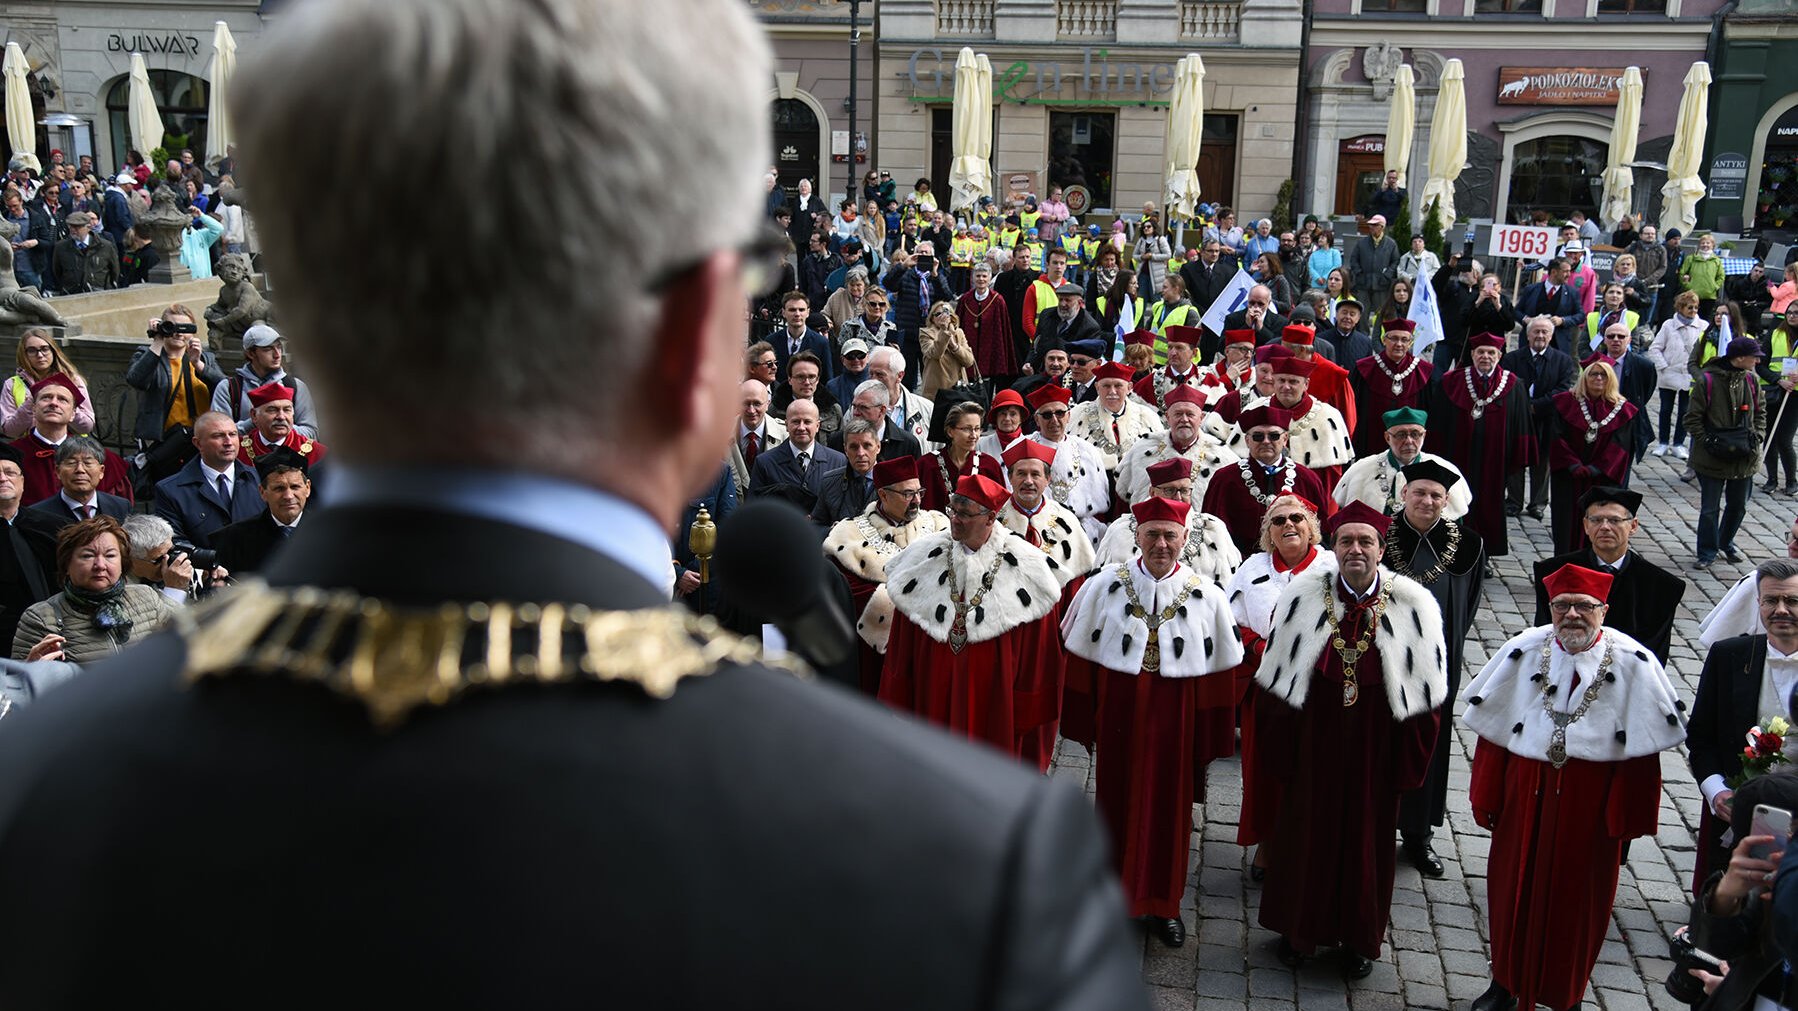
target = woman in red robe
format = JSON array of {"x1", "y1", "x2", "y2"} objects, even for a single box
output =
[
  {"x1": 919, "y1": 402, "x2": 1005, "y2": 514},
  {"x1": 1546, "y1": 357, "x2": 1637, "y2": 555},
  {"x1": 957, "y1": 261, "x2": 1016, "y2": 389}
]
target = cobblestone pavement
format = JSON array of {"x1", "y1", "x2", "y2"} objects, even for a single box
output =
[{"x1": 1051, "y1": 447, "x2": 1787, "y2": 1010}]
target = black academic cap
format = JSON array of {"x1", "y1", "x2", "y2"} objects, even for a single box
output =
[
  {"x1": 1400, "y1": 458, "x2": 1461, "y2": 492},
  {"x1": 255, "y1": 447, "x2": 309, "y2": 483},
  {"x1": 1576, "y1": 485, "x2": 1642, "y2": 516}
]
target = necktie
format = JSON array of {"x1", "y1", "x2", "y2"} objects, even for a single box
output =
[
  {"x1": 1111, "y1": 412, "x2": 1123, "y2": 447},
  {"x1": 797, "y1": 451, "x2": 810, "y2": 477},
  {"x1": 1023, "y1": 521, "x2": 1041, "y2": 548},
  {"x1": 83, "y1": 504, "x2": 93, "y2": 520},
  {"x1": 278, "y1": 525, "x2": 292, "y2": 539},
  {"x1": 216, "y1": 473, "x2": 230, "y2": 502},
  {"x1": 744, "y1": 431, "x2": 760, "y2": 468}
]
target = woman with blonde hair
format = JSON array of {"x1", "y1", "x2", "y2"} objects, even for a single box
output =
[
  {"x1": 917, "y1": 300, "x2": 974, "y2": 399},
  {"x1": 1547, "y1": 357, "x2": 1637, "y2": 554},
  {"x1": 1224, "y1": 493, "x2": 1332, "y2": 881},
  {"x1": 1, "y1": 328, "x2": 94, "y2": 438}
]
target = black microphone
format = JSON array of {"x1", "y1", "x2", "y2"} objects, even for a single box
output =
[{"x1": 714, "y1": 499, "x2": 855, "y2": 669}]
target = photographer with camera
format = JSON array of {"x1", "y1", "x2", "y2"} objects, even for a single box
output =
[
  {"x1": 10, "y1": 516, "x2": 179, "y2": 664},
  {"x1": 123, "y1": 304, "x2": 227, "y2": 490},
  {"x1": 118, "y1": 513, "x2": 226, "y2": 603}
]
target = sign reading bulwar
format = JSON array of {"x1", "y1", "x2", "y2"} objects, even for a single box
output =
[{"x1": 1496, "y1": 67, "x2": 1640, "y2": 106}]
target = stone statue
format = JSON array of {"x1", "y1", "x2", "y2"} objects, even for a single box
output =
[
  {"x1": 137, "y1": 182, "x2": 194, "y2": 285},
  {"x1": 1364, "y1": 42, "x2": 1403, "y2": 100},
  {"x1": 1455, "y1": 132, "x2": 1501, "y2": 223},
  {"x1": 204, "y1": 253, "x2": 271, "y2": 345},
  {"x1": 0, "y1": 218, "x2": 68, "y2": 332}
]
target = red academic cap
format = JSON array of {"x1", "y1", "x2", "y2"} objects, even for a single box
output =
[
  {"x1": 1254, "y1": 344, "x2": 1294, "y2": 366},
  {"x1": 1466, "y1": 332, "x2": 1507, "y2": 353},
  {"x1": 247, "y1": 381, "x2": 296, "y2": 409},
  {"x1": 1543, "y1": 563, "x2": 1613, "y2": 604},
  {"x1": 1162, "y1": 385, "x2": 1206, "y2": 409},
  {"x1": 1093, "y1": 362, "x2": 1134, "y2": 383},
  {"x1": 1145, "y1": 457, "x2": 1194, "y2": 486},
  {"x1": 1579, "y1": 352, "x2": 1619, "y2": 370},
  {"x1": 989, "y1": 388, "x2": 1027, "y2": 415},
  {"x1": 1002, "y1": 439, "x2": 1056, "y2": 471},
  {"x1": 1164, "y1": 324, "x2": 1203, "y2": 348},
  {"x1": 28, "y1": 372, "x2": 83, "y2": 407},
  {"x1": 1131, "y1": 495, "x2": 1191, "y2": 527},
  {"x1": 955, "y1": 474, "x2": 1010, "y2": 513},
  {"x1": 1324, "y1": 500, "x2": 1393, "y2": 539},
  {"x1": 1222, "y1": 329, "x2": 1256, "y2": 347},
  {"x1": 1382, "y1": 318, "x2": 1417, "y2": 334},
  {"x1": 1238, "y1": 404, "x2": 1292, "y2": 431},
  {"x1": 1123, "y1": 329, "x2": 1157, "y2": 349},
  {"x1": 871, "y1": 457, "x2": 920, "y2": 489},
  {"x1": 1027, "y1": 384, "x2": 1073, "y2": 410},
  {"x1": 1270, "y1": 357, "x2": 1316, "y2": 379},
  {"x1": 1281, "y1": 324, "x2": 1316, "y2": 346}
]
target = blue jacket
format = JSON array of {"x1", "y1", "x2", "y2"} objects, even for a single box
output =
[
  {"x1": 153, "y1": 455, "x2": 265, "y2": 548},
  {"x1": 180, "y1": 213, "x2": 225, "y2": 280},
  {"x1": 101, "y1": 188, "x2": 134, "y2": 249}
]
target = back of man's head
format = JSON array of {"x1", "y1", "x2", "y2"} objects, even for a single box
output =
[{"x1": 234, "y1": 0, "x2": 770, "y2": 475}]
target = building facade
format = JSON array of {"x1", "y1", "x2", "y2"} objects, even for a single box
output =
[
  {"x1": 1707, "y1": 0, "x2": 1798, "y2": 233},
  {"x1": 1301, "y1": 0, "x2": 1723, "y2": 228},
  {"x1": 750, "y1": 0, "x2": 876, "y2": 211},
  {"x1": 871, "y1": 0, "x2": 1303, "y2": 224},
  {"x1": 2, "y1": 0, "x2": 271, "y2": 175}
]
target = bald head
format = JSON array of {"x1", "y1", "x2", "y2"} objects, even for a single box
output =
[
  {"x1": 784, "y1": 397, "x2": 820, "y2": 448},
  {"x1": 740, "y1": 380, "x2": 770, "y2": 428}
]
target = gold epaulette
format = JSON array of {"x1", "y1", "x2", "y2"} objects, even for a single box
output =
[{"x1": 178, "y1": 581, "x2": 808, "y2": 729}]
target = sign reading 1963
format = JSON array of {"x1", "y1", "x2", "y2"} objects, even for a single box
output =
[{"x1": 106, "y1": 33, "x2": 203, "y2": 57}]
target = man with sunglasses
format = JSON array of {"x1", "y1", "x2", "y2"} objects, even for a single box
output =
[
  {"x1": 1026, "y1": 383, "x2": 1111, "y2": 542},
  {"x1": 1463, "y1": 563, "x2": 1682, "y2": 1011},
  {"x1": 1201, "y1": 402, "x2": 1330, "y2": 556},
  {"x1": 828, "y1": 456, "x2": 949, "y2": 696},
  {"x1": 1530, "y1": 485, "x2": 1685, "y2": 665}
]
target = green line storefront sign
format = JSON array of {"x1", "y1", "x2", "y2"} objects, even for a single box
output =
[{"x1": 906, "y1": 47, "x2": 1178, "y2": 107}]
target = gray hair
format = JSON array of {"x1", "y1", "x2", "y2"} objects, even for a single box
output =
[
  {"x1": 1526, "y1": 315, "x2": 1556, "y2": 335},
  {"x1": 853, "y1": 379, "x2": 890, "y2": 408},
  {"x1": 1257, "y1": 218, "x2": 1273, "y2": 230},
  {"x1": 120, "y1": 514, "x2": 176, "y2": 559},
  {"x1": 949, "y1": 493, "x2": 993, "y2": 516},
  {"x1": 988, "y1": 247, "x2": 1013, "y2": 270},
  {"x1": 869, "y1": 345, "x2": 906, "y2": 376},
  {"x1": 844, "y1": 265, "x2": 869, "y2": 283},
  {"x1": 232, "y1": 0, "x2": 770, "y2": 469},
  {"x1": 1758, "y1": 558, "x2": 1798, "y2": 587},
  {"x1": 841, "y1": 417, "x2": 879, "y2": 442},
  {"x1": 972, "y1": 261, "x2": 992, "y2": 277},
  {"x1": 53, "y1": 437, "x2": 106, "y2": 468}
]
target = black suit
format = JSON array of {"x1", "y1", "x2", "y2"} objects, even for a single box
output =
[
  {"x1": 827, "y1": 422, "x2": 920, "y2": 462},
  {"x1": 1178, "y1": 259, "x2": 1229, "y2": 317},
  {"x1": 1026, "y1": 309, "x2": 1103, "y2": 374},
  {"x1": 811, "y1": 467, "x2": 877, "y2": 527},
  {"x1": 23, "y1": 491, "x2": 132, "y2": 531},
  {"x1": 747, "y1": 441, "x2": 845, "y2": 498},
  {"x1": 210, "y1": 511, "x2": 295, "y2": 575},
  {"x1": 1612, "y1": 349, "x2": 1659, "y2": 468},
  {"x1": 0, "y1": 516, "x2": 51, "y2": 652},
  {"x1": 0, "y1": 505, "x2": 1148, "y2": 1009},
  {"x1": 1223, "y1": 308, "x2": 1289, "y2": 349},
  {"x1": 772, "y1": 327, "x2": 836, "y2": 385},
  {"x1": 1514, "y1": 281, "x2": 1582, "y2": 354},
  {"x1": 1531, "y1": 548, "x2": 1685, "y2": 664},
  {"x1": 1324, "y1": 327, "x2": 1374, "y2": 367},
  {"x1": 1688, "y1": 633, "x2": 1773, "y2": 897},
  {"x1": 1502, "y1": 345, "x2": 1577, "y2": 510}
]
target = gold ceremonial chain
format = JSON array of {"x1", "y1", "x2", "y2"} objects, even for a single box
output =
[
  {"x1": 1537, "y1": 634, "x2": 1613, "y2": 768},
  {"x1": 1388, "y1": 521, "x2": 1462, "y2": 585},
  {"x1": 937, "y1": 451, "x2": 986, "y2": 500},
  {"x1": 1237, "y1": 457, "x2": 1297, "y2": 507},
  {"x1": 1577, "y1": 396, "x2": 1627, "y2": 445},
  {"x1": 1322, "y1": 580, "x2": 1389, "y2": 706},
  {"x1": 1117, "y1": 562, "x2": 1199, "y2": 674},
  {"x1": 1371, "y1": 352, "x2": 1423, "y2": 396},
  {"x1": 178, "y1": 581, "x2": 806, "y2": 729},
  {"x1": 855, "y1": 513, "x2": 905, "y2": 558},
  {"x1": 1462, "y1": 368, "x2": 1511, "y2": 420},
  {"x1": 947, "y1": 547, "x2": 1004, "y2": 653}
]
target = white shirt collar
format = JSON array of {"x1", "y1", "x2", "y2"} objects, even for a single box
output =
[
  {"x1": 59, "y1": 490, "x2": 97, "y2": 512},
  {"x1": 202, "y1": 461, "x2": 234, "y2": 486}
]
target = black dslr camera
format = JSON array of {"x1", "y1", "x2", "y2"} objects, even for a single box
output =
[
  {"x1": 1664, "y1": 926, "x2": 1725, "y2": 1004},
  {"x1": 150, "y1": 319, "x2": 198, "y2": 338}
]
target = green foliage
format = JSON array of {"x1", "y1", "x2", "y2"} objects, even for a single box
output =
[
  {"x1": 1422, "y1": 197, "x2": 1446, "y2": 258},
  {"x1": 1388, "y1": 196, "x2": 1413, "y2": 251},
  {"x1": 1272, "y1": 179, "x2": 1295, "y2": 233},
  {"x1": 148, "y1": 146, "x2": 170, "y2": 168}
]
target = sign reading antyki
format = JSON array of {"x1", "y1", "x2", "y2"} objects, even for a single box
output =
[
  {"x1": 106, "y1": 33, "x2": 203, "y2": 57},
  {"x1": 908, "y1": 48, "x2": 1177, "y2": 107}
]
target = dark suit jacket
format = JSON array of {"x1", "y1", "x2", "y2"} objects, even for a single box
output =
[
  {"x1": 1223, "y1": 308, "x2": 1289, "y2": 348},
  {"x1": 154, "y1": 457, "x2": 266, "y2": 548},
  {"x1": 1502, "y1": 346, "x2": 1578, "y2": 429},
  {"x1": 0, "y1": 505, "x2": 1147, "y2": 1009},
  {"x1": 23, "y1": 491, "x2": 132, "y2": 531},
  {"x1": 1026, "y1": 309, "x2": 1104, "y2": 374},
  {"x1": 209, "y1": 510, "x2": 294, "y2": 576},
  {"x1": 1531, "y1": 548, "x2": 1685, "y2": 663},
  {"x1": 747, "y1": 441, "x2": 845, "y2": 498},
  {"x1": 1324, "y1": 327, "x2": 1374, "y2": 367},
  {"x1": 1514, "y1": 281, "x2": 1582, "y2": 353},
  {"x1": 771, "y1": 328, "x2": 836, "y2": 386},
  {"x1": 1178, "y1": 259, "x2": 1229, "y2": 316},
  {"x1": 811, "y1": 466, "x2": 877, "y2": 527},
  {"x1": 829, "y1": 421, "x2": 923, "y2": 462},
  {"x1": 1613, "y1": 349, "x2": 1659, "y2": 456},
  {"x1": 1688, "y1": 633, "x2": 1767, "y2": 794}
]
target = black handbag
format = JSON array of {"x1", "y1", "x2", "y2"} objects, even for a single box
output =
[
  {"x1": 1700, "y1": 372, "x2": 1761, "y2": 464},
  {"x1": 927, "y1": 376, "x2": 991, "y2": 445}
]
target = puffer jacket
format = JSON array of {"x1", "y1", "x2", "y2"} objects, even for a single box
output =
[
  {"x1": 11, "y1": 585, "x2": 180, "y2": 664},
  {"x1": 1646, "y1": 315, "x2": 1706, "y2": 392},
  {"x1": 1686, "y1": 358, "x2": 1766, "y2": 480}
]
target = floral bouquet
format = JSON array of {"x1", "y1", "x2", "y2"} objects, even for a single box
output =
[{"x1": 1730, "y1": 715, "x2": 1792, "y2": 788}]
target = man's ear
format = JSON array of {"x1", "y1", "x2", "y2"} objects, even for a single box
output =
[{"x1": 644, "y1": 251, "x2": 741, "y2": 447}]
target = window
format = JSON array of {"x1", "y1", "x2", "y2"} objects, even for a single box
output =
[
  {"x1": 1367, "y1": 0, "x2": 1429, "y2": 11},
  {"x1": 1475, "y1": 0, "x2": 1541, "y2": 11},
  {"x1": 104, "y1": 70, "x2": 207, "y2": 170},
  {"x1": 1508, "y1": 135, "x2": 1606, "y2": 223},
  {"x1": 1596, "y1": 0, "x2": 1667, "y2": 11},
  {"x1": 1048, "y1": 111, "x2": 1115, "y2": 212}
]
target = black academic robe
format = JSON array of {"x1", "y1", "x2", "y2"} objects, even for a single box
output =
[
  {"x1": 1427, "y1": 369, "x2": 1537, "y2": 557},
  {"x1": 209, "y1": 511, "x2": 292, "y2": 576},
  {"x1": 1390, "y1": 518, "x2": 1486, "y2": 838},
  {"x1": 1686, "y1": 633, "x2": 1770, "y2": 890},
  {"x1": 1531, "y1": 548, "x2": 1686, "y2": 664}
]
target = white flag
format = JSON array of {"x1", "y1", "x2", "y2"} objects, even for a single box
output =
[
  {"x1": 1408, "y1": 266, "x2": 1445, "y2": 357},
  {"x1": 1112, "y1": 293, "x2": 1137, "y2": 362},
  {"x1": 1199, "y1": 267, "x2": 1256, "y2": 336}
]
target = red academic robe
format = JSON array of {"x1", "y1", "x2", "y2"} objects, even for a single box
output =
[
  {"x1": 957, "y1": 289, "x2": 1016, "y2": 379},
  {"x1": 1347, "y1": 354, "x2": 1434, "y2": 458},
  {"x1": 1130, "y1": 368, "x2": 1201, "y2": 411},
  {"x1": 1254, "y1": 605, "x2": 1439, "y2": 959},
  {"x1": 1301, "y1": 355, "x2": 1357, "y2": 447},
  {"x1": 11, "y1": 432, "x2": 134, "y2": 506},
  {"x1": 1199, "y1": 460, "x2": 1331, "y2": 557},
  {"x1": 1210, "y1": 385, "x2": 1269, "y2": 427},
  {"x1": 1231, "y1": 547, "x2": 1322, "y2": 848},
  {"x1": 1096, "y1": 663, "x2": 1202, "y2": 919},
  {"x1": 879, "y1": 608, "x2": 1065, "y2": 768},
  {"x1": 1427, "y1": 368, "x2": 1537, "y2": 557},
  {"x1": 918, "y1": 450, "x2": 1004, "y2": 514},
  {"x1": 240, "y1": 428, "x2": 328, "y2": 468},
  {"x1": 1470, "y1": 741, "x2": 1661, "y2": 1011},
  {"x1": 1546, "y1": 394, "x2": 1636, "y2": 556}
]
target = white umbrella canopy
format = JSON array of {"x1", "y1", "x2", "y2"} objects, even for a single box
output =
[
  {"x1": 947, "y1": 47, "x2": 992, "y2": 213},
  {"x1": 1163, "y1": 54, "x2": 1206, "y2": 223},
  {"x1": 1384, "y1": 64, "x2": 1415, "y2": 189},
  {"x1": 1418, "y1": 58, "x2": 1467, "y2": 226},
  {"x1": 127, "y1": 52, "x2": 164, "y2": 162},
  {"x1": 1599, "y1": 67, "x2": 1643, "y2": 230},
  {"x1": 205, "y1": 21, "x2": 237, "y2": 172},
  {"x1": 3, "y1": 42, "x2": 36, "y2": 173},
  {"x1": 1660, "y1": 61, "x2": 1712, "y2": 237}
]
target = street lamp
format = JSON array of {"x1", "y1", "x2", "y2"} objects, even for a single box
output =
[{"x1": 846, "y1": 0, "x2": 861, "y2": 202}]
